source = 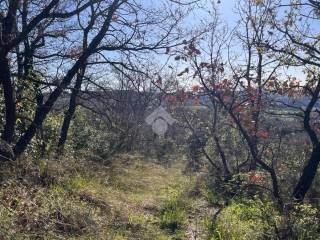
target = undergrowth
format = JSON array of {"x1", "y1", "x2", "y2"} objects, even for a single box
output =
[
  {"x1": 0, "y1": 153, "x2": 319, "y2": 239},
  {"x1": 0, "y1": 153, "x2": 211, "y2": 239}
]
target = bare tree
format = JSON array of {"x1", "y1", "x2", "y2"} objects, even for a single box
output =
[
  {"x1": 264, "y1": 0, "x2": 320, "y2": 201},
  {"x1": 175, "y1": 0, "x2": 284, "y2": 208},
  {"x1": 0, "y1": 0, "x2": 198, "y2": 160},
  {"x1": 55, "y1": 0, "x2": 193, "y2": 154}
]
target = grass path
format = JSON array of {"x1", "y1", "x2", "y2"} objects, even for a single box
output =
[
  {"x1": 79, "y1": 153, "x2": 214, "y2": 239},
  {"x1": 0, "y1": 153, "x2": 215, "y2": 239}
]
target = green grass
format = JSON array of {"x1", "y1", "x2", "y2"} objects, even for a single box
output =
[
  {"x1": 0, "y1": 153, "x2": 215, "y2": 239},
  {"x1": 1, "y1": 153, "x2": 319, "y2": 239}
]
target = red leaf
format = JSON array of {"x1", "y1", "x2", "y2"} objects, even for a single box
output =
[
  {"x1": 249, "y1": 172, "x2": 262, "y2": 183},
  {"x1": 192, "y1": 85, "x2": 200, "y2": 92},
  {"x1": 258, "y1": 131, "x2": 269, "y2": 139}
]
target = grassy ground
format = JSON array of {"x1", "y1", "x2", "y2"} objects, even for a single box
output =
[{"x1": 0, "y1": 153, "x2": 215, "y2": 239}]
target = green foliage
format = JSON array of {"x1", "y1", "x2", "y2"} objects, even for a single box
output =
[
  {"x1": 69, "y1": 109, "x2": 97, "y2": 151},
  {"x1": 0, "y1": 153, "x2": 198, "y2": 239},
  {"x1": 160, "y1": 198, "x2": 187, "y2": 234},
  {"x1": 186, "y1": 131, "x2": 207, "y2": 171},
  {"x1": 201, "y1": 216, "x2": 215, "y2": 236},
  {"x1": 208, "y1": 198, "x2": 320, "y2": 240},
  {"x1": 113, "y1": 234, "x2": 128, "y2": 240},
  {"x1": 200, "y1": 183, "x2": 224, "y2": 206},
  {"x1": 211, "y1": 199, "x2": 280, "y2": 240},
  {"x1": 290, "y1": 203, "x2": 320, "y2": 239},
  {"x1": 69, "y1": 108, "x2": 126, "y2": 159},
  {"x1": 65, "y1": 175, "x2": 87, "y2": 192},
  {"x1": 1, "y1": 150, "x2": 319, "y2": 239},
  {"x1": 41, "y1": 112, "x2": 64, "y2": 154},
  {"x1": 154, "y1": 138, "x2": 174, "y2": 164}
]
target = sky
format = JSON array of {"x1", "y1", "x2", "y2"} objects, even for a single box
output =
[
  {"x1": 218, "y1": 0, "x2": 238, "y2": 25},
  {"x1": 139, "y1": 0, "x2": 311, "y2": 82},
  {"x1": 212, "y1": 0, "x2": 308, "y2": 81}
]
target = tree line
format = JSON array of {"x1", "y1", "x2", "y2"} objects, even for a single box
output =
[{"x1": 0, "y1": 0, "x2": 320, "y2": 210}]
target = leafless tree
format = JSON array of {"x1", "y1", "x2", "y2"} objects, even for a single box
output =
[
  {"x1": 0, "y1": 0, "x2": 199, "y2": 159},
  {"x1": 264, "y1": 0, "x2": 320, "y2": 201}
]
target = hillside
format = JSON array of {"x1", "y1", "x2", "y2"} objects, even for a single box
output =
[{"x1": 0, "y1": 154, "x2": 217, "y2": 239}]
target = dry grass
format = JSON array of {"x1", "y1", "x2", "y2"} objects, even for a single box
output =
[{"x1": 0, "y1": 153, "x2": 214, "y2": 239}]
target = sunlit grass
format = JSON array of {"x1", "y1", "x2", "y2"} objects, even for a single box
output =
[{"x1": 0, "y1": 153, "x2": 209, "y2": 239}]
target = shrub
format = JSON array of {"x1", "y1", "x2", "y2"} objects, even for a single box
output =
[
  {"x1": 290, "y1": 203, "x2": 320, "y2": 239},
  {"x1": 160, "y1": 198, "x2": 187, "y2": 234},
  {"x1": 211, "y1": 199, "x2": 280, "y2": 240}
]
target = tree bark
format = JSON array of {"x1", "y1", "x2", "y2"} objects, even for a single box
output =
[
  {"x1": 292, "y1": 78, "x2": 320, "y2": 201},
  {"x1": 257, "y1": 159, "x2": 283, "y2": 210},
  {"x1": 0, "y1": 53, "x2": 16, "y2": 143},
  {"x1": 13, "y1": 0, "x2": 121, "y2": 157},
  {"x1": 213, "y1": 135, "x2": 231, "y2": 178},
  {"x1": 293, "y1": 145, "x2": 320, "y2": 201},
  {"x1": 56, "y1": 69, "x2": 85, "y2": 154}
]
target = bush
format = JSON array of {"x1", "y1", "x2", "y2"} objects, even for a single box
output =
[
  {"x1": 210, "y1": 198, "x2": 320, "y2": 240},
  {"x1": 290, "y1": 203, "x2": 320, "y2": 239},
  {"x1": 211, "y1": 199, "x2": 280, "y2": 240},
  {"x1": 160, "y1": 198, "x2": 187, "y2": 234}
]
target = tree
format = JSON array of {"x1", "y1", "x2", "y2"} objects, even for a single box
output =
[
  {"x1": 56, "y1": 0, "x2": 195, "y2": 154},
  {"x1": 175, "y1": 0, "x2": 284, "y2": 207},
  {"x1": 0, "y1": 0, "x2": 197, "y2": 159},
  {"x1": 265, "y1": 0, "x2": 320, "y2": 201}
]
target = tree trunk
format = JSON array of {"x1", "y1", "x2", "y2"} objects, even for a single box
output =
[
  {"x1": 293, "y1": 144, "x2": 320, "y2": 201},
  {"x1": 13, "y1": 0, "x2": 120, "y2": 156},
  {"x1": 249, "y1": 145, "x2": 258, "y2": 171},
  {"x1": 213, "y1": 135, "x2": 231, "y2": 179},
  {"x1": 269, "y1": 167, "x2": 283, "y2": 210},
  {"x1": 257, "y1": 159, "x2": 283, "y2": 210},
  {"x1": 0, "y1": 53, "x2": 16, "y2": 143},
  {"x1": 293, "y1": 79, "x2": 320, "y2": 201},
  {"x1": 56, "y1": 70, "x2": 84, "y2": 154}
]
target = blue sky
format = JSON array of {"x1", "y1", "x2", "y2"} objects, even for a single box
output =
[
  {"x1": 213, "y1": 0, "x2": 307, "y2": 81},
  {"x1": 218, "y1": 0, "x2": 238, "y2": 25},
  {"x1": 138, "y1": 0, "x2": 310, "y2": 81}
]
